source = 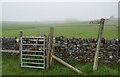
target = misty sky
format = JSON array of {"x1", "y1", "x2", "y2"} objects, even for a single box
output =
[{"x1": 2, "y1": 2, "x2": 118, "y2": 21}]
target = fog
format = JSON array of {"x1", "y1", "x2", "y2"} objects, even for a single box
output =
[{"x1": 2, "y1": 2, "x2": 118, "y2": 21}]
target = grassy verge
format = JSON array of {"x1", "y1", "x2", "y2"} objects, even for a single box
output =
[{"x1": 2, "y1": 56, "x2": 118, "y2": 75}]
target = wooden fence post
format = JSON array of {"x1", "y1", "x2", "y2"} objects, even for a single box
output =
[
  {"x1": 93, "y1": 18, "x2": 105, "y2": 71},
  {"x1": 46, "y1": 27, "x2": 54, "y2": 69},
  {"x1": 49, "y1": 27, "x2": 54, "y2": 66},
  {"x1": 20, "y1": 31, "x2": 23, "y2": 37}
]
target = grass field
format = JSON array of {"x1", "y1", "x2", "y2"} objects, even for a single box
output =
[
  {"x1": 2, "y1": 56, "x2": 118, "y2": 75},
  {"x1": 2, "y1": 21, "x2": 118, "y2": 39},
  {"x1": 1, "y1": 21, "x2": 119, "y2": 75}
]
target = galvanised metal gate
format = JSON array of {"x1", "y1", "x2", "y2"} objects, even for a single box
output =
[{"x1": 20, "y1": 36, "x2": 46, "y2": 69}]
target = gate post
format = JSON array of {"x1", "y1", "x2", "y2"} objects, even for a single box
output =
[
  {"x1": 49, "y1": 27, "x2": 54, "y2": 66},
  {"x1": 19, "y1": 31, "x2": 23, "y2": 66},
  {"x1": 46, "y1": 27, "x2": 54, "y2": 69}
]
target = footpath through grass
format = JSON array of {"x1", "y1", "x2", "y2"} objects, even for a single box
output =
[{"x1": 2, "y1": 56, "x2": 118, "y2": 75}]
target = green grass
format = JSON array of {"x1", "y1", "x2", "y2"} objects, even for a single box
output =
[
  {"x1": 2, "y1": 21, "x2": 118, "y2": 39},
  {"x1": 2, "y1": 56, "x2": 118, "y2": 75}
]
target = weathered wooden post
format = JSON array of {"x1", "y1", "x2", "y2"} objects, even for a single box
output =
[
  {"x1": 52, "y1": 55, "x2": 84, "y2": 74},
  {"x1": 46, "y1": 27, "x2": 54, "y2": 69},
  {"x1": 49, "y1": 27, "x2": 54, "y2": 66},
  {"x1": 19, "y1": 31, "x2": 23, "y2": 39},
  {"x1": 93, "y1": 18, "x2": 105, "y2": 71}
]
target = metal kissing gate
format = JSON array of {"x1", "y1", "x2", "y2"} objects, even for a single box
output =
[{"x1": 20, "y1": 35, "x2": 47, "y2": 69}]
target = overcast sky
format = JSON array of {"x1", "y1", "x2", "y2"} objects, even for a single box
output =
[{"x1": 2, "y1": 2, "x2": 118, "y2": 21}]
